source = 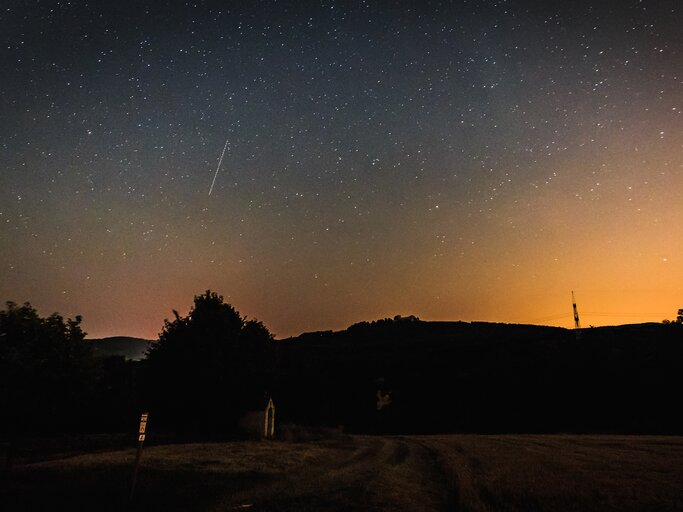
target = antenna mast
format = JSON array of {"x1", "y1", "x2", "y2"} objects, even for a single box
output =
[{"x1": 571, "y1": 291, "x2": 581, "y2": 329}]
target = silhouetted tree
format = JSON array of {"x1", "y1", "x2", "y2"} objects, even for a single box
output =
[
  {"x1": 677, "y1": 309, "x2": 683, "y2": 324},
  {"x1": 0, "y1": 301, "x2": 95, "y2": 435},
  {"x1": 144, "y1": 290, "x2": 274, "y2": 432}
]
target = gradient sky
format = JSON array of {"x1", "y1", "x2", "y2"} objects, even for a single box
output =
[{"x1": 1, "y1": 1, "x2": 681, "y2": 339}]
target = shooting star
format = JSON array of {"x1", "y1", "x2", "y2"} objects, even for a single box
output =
[{"x1": 208, "y1": 138, "x2": 229, "y2": 196}]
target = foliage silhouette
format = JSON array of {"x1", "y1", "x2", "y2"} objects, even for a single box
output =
[
  {"x1": 0, "y1": 301, "x2": 95, "y2": 435},
  {"x1": 4, "y1": 293, "x2": 683, "y2": 438},
  {"x1": 144, "y1": 290, "x2": 274, "y2": 432}
]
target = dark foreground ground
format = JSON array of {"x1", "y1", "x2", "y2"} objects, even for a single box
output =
[{"x1": 2, "y1": 434, "x2": 683, "y2": 511}]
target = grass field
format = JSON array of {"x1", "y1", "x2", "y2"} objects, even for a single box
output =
[{"x1": 2, "y1": 434, "x2": 683, "y2": 511}]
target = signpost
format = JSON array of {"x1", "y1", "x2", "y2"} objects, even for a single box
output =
[{"x1": 129, "y1": 412, "x2": 149, "y2": 502}]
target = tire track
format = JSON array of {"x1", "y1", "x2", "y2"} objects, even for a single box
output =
[{"x1": 405, "y1": 436, "x2": 488, "y2": 512}]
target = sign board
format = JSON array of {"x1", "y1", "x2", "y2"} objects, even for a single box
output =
[
  {"x1": 137, "y1": 413, "x2": 149, "y2": 443},
  {"x1": 139, "y1": 413, "x2": 148, "y2": 433}
]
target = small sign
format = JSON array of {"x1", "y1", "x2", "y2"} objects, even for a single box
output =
[
  {"x1": 138, "y1": 413, "x2": 148, "y2": 435},
  {"x1": 138, "y1": 434, "x2": 145, "y2": 442}
]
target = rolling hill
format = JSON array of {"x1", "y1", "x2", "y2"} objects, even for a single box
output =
[
  {"x1": 274, "y1": 319, "x2": 683, "y2": 434},
  {"x1": 87, "y1": 336, "x2": 153, "y2": 360}
]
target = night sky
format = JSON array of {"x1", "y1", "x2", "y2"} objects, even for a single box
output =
[{"x1": 1, "y1": 1, "x2": 681, "y2": 339}]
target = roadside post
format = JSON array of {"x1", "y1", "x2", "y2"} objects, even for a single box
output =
[{"x1": 129, "y1": 412, "x2": 149, "y2": 502}]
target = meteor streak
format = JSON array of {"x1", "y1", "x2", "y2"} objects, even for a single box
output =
[{"x1": 208, "y1": 138, "x2": 229, "y2": 195}]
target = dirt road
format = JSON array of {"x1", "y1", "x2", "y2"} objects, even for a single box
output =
[
  {"x1": 2, "y1": 435, "x2": 445, "y2": 511},
  {"x1": 410, "y1": 435, "x2": 683, "y2": 512},
  {"x1": 3, "y1": 434, "x2": 683, "y2": 511}
]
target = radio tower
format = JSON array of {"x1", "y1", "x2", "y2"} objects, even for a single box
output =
[{"x1": 571, "y1": 291, "x2": 581, "y2": 329}]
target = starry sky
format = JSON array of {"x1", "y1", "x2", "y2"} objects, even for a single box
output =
[{"x1": 1, "y1": 0, "x2": 681, "y2": 339}]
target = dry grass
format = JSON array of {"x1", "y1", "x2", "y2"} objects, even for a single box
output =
[
  {"x1": 1, "y1": 436, "x2": 443, "y2": 511},
  {"x1": 415, "y1": 434, "x2": 683, "y2": 512},
  {"x1": 2, "y1": 434, "x2": 683, "y2": 511}
]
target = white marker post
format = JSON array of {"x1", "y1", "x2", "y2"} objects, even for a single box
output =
[{"x1": 129, "y1": 412, "x2": 149, "y2": 502}]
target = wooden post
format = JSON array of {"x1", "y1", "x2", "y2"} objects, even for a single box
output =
[{"x1": 129, "y1": 412, "x2": 149, "y2": 502}]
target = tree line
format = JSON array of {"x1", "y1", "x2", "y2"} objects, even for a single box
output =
[
  {"x1": 2, "y1": 292, "x2": 683, "y2": 437},
  {"x1": 0, "y1": 291, "x2": 274, "y2": 436}
]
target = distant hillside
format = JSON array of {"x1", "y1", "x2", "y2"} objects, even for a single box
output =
[
  {"x1": 274, "y1": 319, "x2": 683, "y2": 434},
  {"x1": 88, "y1": 336, "x2": 153, "y2": 360}
]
